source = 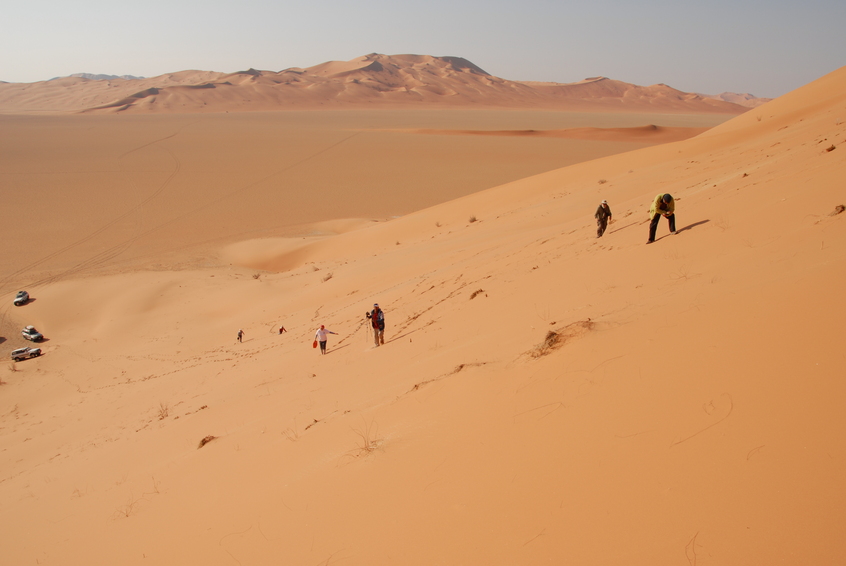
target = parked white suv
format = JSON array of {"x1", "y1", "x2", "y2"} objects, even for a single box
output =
[
  {"x1": 11, "y1": 347, "x2": 41, "y2": 361},
  {"x1": 22, "y1": 326, "x2": 43, "y2": 342},
  {"x1": 14, "y1": 291, "x2": 29, "y2": 306}
]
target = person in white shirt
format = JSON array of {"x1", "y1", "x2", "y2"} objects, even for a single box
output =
[{"x1": 314, "y1": 325, "x2": 337, "y2": 355}]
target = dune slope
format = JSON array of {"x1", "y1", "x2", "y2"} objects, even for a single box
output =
[{"x1": 0, "y1": 67, "x2": 844, "y2": 565}]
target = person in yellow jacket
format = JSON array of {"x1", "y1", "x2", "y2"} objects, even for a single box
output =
[{"x1": 647, "y1": 193, "x2": 676, "y2": 244}]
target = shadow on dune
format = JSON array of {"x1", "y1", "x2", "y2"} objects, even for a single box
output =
[
  {"x1": 608, "y1": 221, "x2": 639, "y2": 234},
  {"x1": 676, "y1": 219, "x2": 710, "y2": 234},
  {"x1": 325, "y1": 344, "x2": 350, "y2": 355},
  {"x1": 653, "y1": 219, "x2": 710, "y2": 242},
  {"x1": 386, "y1": 328, "x2": 422, "y2": 344}
]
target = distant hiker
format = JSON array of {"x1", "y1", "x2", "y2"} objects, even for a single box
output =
[
  {"x1": 647, "y1": 193, "x2": 676, "y2": 244},
  {"x1": 237, "y1": 329, "x2": 244, "y2": 343},
  {"x1": 314, "y1": 325, "x2": 337, "y2": 355},
  {"x1": 367, "y1": 303, "x2": 385, "y2": 346},
  {"x1": 279, "y1": 326, "x2": 287, "y2": 334},
  {"x1": 595, "y1": 200, "x2": 612, "y2": 237}
]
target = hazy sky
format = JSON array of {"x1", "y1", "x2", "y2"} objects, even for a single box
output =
[{"x1": 1, "y1": 0, "x2": 843, "y2": 97}]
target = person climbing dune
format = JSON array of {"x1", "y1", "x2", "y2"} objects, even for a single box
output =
[
  {"x1": 647, "y1": 193, "x2": 677, "y2": 244},
  {"x1": 314, "y1": 325, "x2": 337, "y2": 355},
  {"x1": 595, "y1": 199, "x2": 612, "y2": 238},
  {"x1": 367, "y1": 303, "x2": 385, "y2": 346}
]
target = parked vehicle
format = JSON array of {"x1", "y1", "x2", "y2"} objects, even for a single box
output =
[
  {"x1": 22, "y1": 326, "x2": 43, "y2": 342},
  {"x1": 11, "y1": 347, "x2": 41, "y2": 361},
  {"x1": 14, "y1": 291, "x2": 29, "y2": 306}
]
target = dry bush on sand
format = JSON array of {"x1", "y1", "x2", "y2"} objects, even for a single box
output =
[
  {"x1": 351, "y1": 420, "x2": 383, "y2": 457},
  {"x1": 468, "y1": 215, "x2": 478, "y2": 223},
  {"x1": 197, "y1": 435, "x2": 217, "y2": 449},
  {"x1": 157, "y1": 402, "x2": 169, "y2": 420},
  {"x1": 470, "y1": 289, "x2": 485, "y2": 300},
  {"x1": 529, "y1": 319, "x2": 595, "y2": 358}
]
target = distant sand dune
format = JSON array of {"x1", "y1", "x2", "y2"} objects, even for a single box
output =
[{"x1": 0, "y1": 53, "x2": 750, "y2": 115}]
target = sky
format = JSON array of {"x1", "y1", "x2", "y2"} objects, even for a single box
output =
[{"x1": 1, "y1": 0, "x2": 844, "y2": 97}]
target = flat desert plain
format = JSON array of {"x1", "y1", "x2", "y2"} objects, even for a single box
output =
[
  {"x1": 0, "y1": 109, "x2": 723, "y2": 284},
  {"x1": 1, "y1": 68, "x2": 845, "y2": 565}
]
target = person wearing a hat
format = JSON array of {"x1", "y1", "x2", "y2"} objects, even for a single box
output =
[
  {"x1": 647, "y1": 193, "x2": 677, "y2": 244},
  {"x1": 367, "y1": 303, "x2": 385, "y2": 346},
  {"x1": 314, "y1": 324, "x2": 337, "y2": 355},
  {"x1": 594, "y1": 200, "x2": 613, "y2": 238}
]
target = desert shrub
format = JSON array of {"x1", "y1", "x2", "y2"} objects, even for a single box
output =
[{"x1": 529, "y1": 319, "x2": 595, "y2": 358}]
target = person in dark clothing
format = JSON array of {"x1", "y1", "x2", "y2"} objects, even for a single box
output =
[
  {"x1": 647, "y1": 193, "x2": 676, "y2": 244},
  {"x1": 237, "y1": 329, "x2": 244, "y2": 342},
  {"x1": 595, "y1": 200, "x2": 612, "y2": 237}
]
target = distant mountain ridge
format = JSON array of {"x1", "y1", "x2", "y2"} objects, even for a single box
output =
[
  {"x1": 697, "y1": 91, "x2": 771, "y2": 108},
  {"x1": 62, "y1": 73, "x2": 145, "y2": 81},
  {"x1": 0, "y1": 54, "x2": 758, "y2": 114}
]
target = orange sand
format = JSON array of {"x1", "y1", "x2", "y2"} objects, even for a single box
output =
[{"x1": 1, "y1": 65, "x2": 844, "y2": 565}]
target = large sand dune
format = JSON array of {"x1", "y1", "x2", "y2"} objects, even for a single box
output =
[
  {"x1": 0, "y1": 64, "x2": 844, "y2": 565},
  {"x1": 0, "y1": 54, "x2": 750, "y2": 115}
]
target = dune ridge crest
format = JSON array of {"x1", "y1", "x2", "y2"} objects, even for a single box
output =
[{"x1": 0, "y1": 53, "x2": 750, "y2": 114}]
